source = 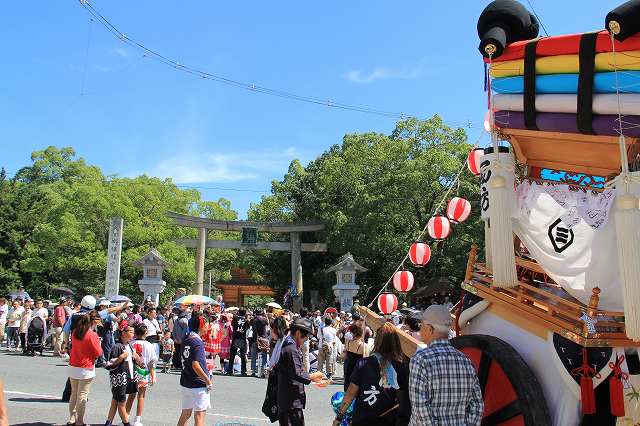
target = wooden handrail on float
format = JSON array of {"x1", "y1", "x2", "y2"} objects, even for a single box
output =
[
  {"x1": 461, "y1": 246, "x2": 636, "y2": 348},
  {"x1": 356, "y1": 305, "x2": 423, "y2": 358}
]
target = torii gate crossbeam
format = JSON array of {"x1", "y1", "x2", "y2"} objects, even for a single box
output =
[{"x1": 168, "y1": 212, "x2": 326, "y2": 310}]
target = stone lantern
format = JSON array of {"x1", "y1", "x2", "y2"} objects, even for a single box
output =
[
  {"x1": 327, "y1": 253, "x2": 367, "y2": 313},
  {"x1": 134, "y1": 248, "x2": 167, "y2": 306}
]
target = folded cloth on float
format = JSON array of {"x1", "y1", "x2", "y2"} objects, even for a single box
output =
[
  {"x1": 492, "y1": 93, "x2": 640, "y2": 115},
  {"x1": 494, "y1": 110, "x2": 640, "y2": 137},
  {"x1": 492, "y1": 71, "x2": 640, "y2": 94},
  {"x1": 490, "y1": 50, "x2": 640, "y2": 78},
  {"x1": 483, "y1": 31, "x2": 640, "y2": 63}
]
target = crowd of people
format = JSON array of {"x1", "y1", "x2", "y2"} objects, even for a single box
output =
[{"x1": 0, "y1": 288, "x2": 485, "y2": 426}]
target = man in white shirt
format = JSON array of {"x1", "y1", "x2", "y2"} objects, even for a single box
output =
[
  {"x1": 317, "y1": 317, "x2": 337, "y2": 378},
  {"x1": 32, "y1": 299, "x2": 49, "y2": 320},
  {"x1": 6, "y1": 300, "x2": 24, "y2": 351},
  {"x1": 0, "y1": 297, "x2": 8, "y2": 347}
]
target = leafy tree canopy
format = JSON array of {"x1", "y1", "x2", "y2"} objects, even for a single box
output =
[
  {"x1": 247, "y1": 116, "x2": 483, "y2": 306},
  {"x1": 0, "y1": 146, "x2": 237, "y2": 303}
]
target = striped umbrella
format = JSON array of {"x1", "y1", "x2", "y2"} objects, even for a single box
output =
[{"x1": 174, "y1": 295, "x2": 216, "y2": 305}]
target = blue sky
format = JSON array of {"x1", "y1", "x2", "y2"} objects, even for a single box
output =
[{"x1": 1, "y1": 0, "x2": 621, "y2": 218}]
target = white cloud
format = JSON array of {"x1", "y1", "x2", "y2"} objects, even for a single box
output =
[
  {"x1": 345, "y1": 66, "x2": 422, "y2": 84},
  {"x1": 110, "y1": 47, "x2": 130, "y2": 58},
  {"x1": 149, "y1": 148, "x2": 302, "y2": 184}
]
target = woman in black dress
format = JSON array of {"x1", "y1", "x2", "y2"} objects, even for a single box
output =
[{"x1": 342, "y1": 324, "x2": 367, "y2": 391}]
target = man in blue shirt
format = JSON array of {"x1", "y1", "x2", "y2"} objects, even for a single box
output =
[{"x1": 178, "y1": 312, "x2": 212, "y2": 426}]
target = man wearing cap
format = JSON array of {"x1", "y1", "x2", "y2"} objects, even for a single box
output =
[
  {"x1": 408, "y1": 305, "x2": 483, "y2": 426},
  {"x1": 96, "y1": 299, "x2": 119, "y2": 367},
  {"x1": 13, "y1": 286, "x2": 30, "y2": 302},
  {"x1": 275, "y1": 318, "x2": 325, "y2": 425}
]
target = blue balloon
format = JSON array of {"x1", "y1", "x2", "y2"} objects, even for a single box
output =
[
  {"x1": 331, "y1": 391, "x2": 345, "y2": 413},
  {"x1": 330, "y1": 391, "x2": 354, "y2": 425}
]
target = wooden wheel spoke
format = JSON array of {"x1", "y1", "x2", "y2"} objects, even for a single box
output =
[
  {"x1": 481, "y1": 400, "x2": 523, "y2": 425},
  {"x1": 477, "y1": 351, "x2": 493, "y2": 394}
]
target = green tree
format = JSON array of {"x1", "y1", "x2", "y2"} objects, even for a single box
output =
[
  {"x1": 1, "y1": 146, "x2": 239, "y2": 302},
  {"x1": 247, "y1": 116, "x2": 483, "y2": 306}
]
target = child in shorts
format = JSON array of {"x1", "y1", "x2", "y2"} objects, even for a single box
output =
[
  {"x1": 130, "y1": 322, "x2": 158, "y2": 426},
  {"x1": 160, "y1": 330, "x2": 174, "y2": 373},
  {"x1": 104, "y1": 321, "x2": 140, "y2": 426}
]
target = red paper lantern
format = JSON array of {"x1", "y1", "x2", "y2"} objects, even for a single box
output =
[
  {"x1": 409, "y1": 242, "x2": 431, "y2": 267},
  {"x1": 467, "y1": 148, "x2": 484, "y2": 175},
  {"x1": 377, "y1": 293, "x2": 398, "y2": 315},
  {"x1": 393, "y1": 270, "x2": 414, "y2": 293},
  {"x1": 446, "y1": 197, "x2": 472, "y2": 223},
  {"x1": 427, "y1": 216, "x2": 451, "y2": 240}
]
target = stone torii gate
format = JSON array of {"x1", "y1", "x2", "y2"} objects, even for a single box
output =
[{"x1": 168, "y1": 212, "x2": 326, "y2": 309}]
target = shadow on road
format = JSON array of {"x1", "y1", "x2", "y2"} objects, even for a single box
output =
[{"x1": 8, "y1": 397, "x2": 62, "y2": 403}]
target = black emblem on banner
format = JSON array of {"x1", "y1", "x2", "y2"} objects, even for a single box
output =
[
  {"x1": 548, "y1": 218, "x2": 574, "y2": 253},
  {"x1": 479, "y1": 159, "x2": 491, "y2": 214}
]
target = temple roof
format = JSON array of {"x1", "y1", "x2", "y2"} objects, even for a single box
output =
[
  {"x1": 133, "y1": 247, "x2": 167, "y2": 268},
  {"x1": 327, "y1": 253, "x2": 368, "y2": 273}
]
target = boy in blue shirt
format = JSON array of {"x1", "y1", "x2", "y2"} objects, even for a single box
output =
[{"x1": 177, "y1": 312, "x2": 212, "y2": 426}]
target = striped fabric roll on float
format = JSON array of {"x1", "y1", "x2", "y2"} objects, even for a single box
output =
[{"x1": 487, "y1": 29, "x2": 640, "y2": 136}]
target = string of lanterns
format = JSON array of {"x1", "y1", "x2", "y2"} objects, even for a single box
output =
[{"x1": 376, "y1": 147, "x2": 481, "y2": 315}]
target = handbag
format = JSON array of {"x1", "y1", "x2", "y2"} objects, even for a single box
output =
[
  {"x1": 261, "y1": 369, "x2": 279, "y2": 422},
  {"x1": 257, "y1": 336, "x2": 270, "y2": 353},
  {"x1": 146, "y1": 334, "x2": 160, "y2": 344}
]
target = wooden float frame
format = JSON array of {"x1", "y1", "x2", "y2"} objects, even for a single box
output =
[
  {"x1": 357, "y1": 305, "x2": 422, "y2": 358},
  {"x1": 462, "y1": 246, "x2": 640, "y2": 348},
  {"x1": 498, "y1": 128, "x2": 638, "y2": 176}
]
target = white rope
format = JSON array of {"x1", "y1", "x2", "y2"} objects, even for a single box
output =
[{"x1": 366, "y1": 131, "x2": 485, "y2": 308}]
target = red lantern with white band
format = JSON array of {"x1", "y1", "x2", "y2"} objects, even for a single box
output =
[
  {"x1": 409, "y1": 242, "x2": 431, "y2": 267},
  {"x1": 446, "y1": 197, "x2": 472, "y2": 223},
  {"x1": 377, "y1": 293, "x2": 398, "y2": 315},
  {"x1": 427, "y1": 216, "x2": 451, "y2": 240},
  {"x1": 467, "y1": 148, "x2": 484, "y2": 175},
  {"x1": 393, "y1": 270, "x2": 414, "y2": 293}
]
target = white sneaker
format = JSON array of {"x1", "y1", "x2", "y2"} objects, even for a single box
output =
[{"x1": 133, "y1": 421, "x2": 143, "y2": 426}]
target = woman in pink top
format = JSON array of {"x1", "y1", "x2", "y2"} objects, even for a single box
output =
[
  {"x1": 219, "y1": 314, "x2": 233, "y2": 373},
  {"x1": 67, "y1": 311, "x2": 103, "y2": 426},
  {"x1": 127, "y1": 305, "x2": 143, "y2": 325}
]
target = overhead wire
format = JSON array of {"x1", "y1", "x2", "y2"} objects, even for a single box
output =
[
  {"x1": 76, "y1": 0, "x2": 475, "y2": 127},
  {"x1": 525, "y1": 0, "x2": 550, "y2": 37}
]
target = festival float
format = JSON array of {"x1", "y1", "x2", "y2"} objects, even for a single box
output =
[{"x1": 359, "y1": 1, "x2": 640, "y2": 425}]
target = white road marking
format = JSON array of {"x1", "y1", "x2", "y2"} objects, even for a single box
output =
[
  {"x1": 207, "y1": 412, "x2": 269, "y2": 422},
  {"x1": 4, "y1": 390, "x2": 59, "y2": 399},
  {"x1": 5, "y1": 390, "x2": 270, "y2": 422}
]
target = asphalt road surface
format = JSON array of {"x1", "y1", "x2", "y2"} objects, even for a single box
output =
[{"x1": 1, "y1": 348, "x2": 340, "y2": 426}]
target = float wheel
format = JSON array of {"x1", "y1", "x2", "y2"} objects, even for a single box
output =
[{"x1": 451, "y1": 334, "x2": 551, "y2": 426}]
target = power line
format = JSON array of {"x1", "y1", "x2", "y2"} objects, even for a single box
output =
[
  {"x1": 76, "y1": 0, "x2": 476, "y2": 128},
  {"x1": 526, "y1": 0, "x2": 550, "y2": 37}
]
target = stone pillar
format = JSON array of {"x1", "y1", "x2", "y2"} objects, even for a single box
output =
[
  {"x1": 194, "y1": 227, "x2": 207, "y2": 295},
  {"x1": 291, "y1": 231, "x2": 303, "y2": 311},
  {"x1": 105, "y1": 217, "x2": 124, "y2": 297},
  {"x1": 332, "y1": 285, "x2": 359, "y2": 313}
]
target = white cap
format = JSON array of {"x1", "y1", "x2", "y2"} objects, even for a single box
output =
[
  {"x1": 98, "y1": 299, "x2": 111, "y2": 307},
  {"x1": 81, "y1": 295, "x2": 96, "y2": 310},
  {"x1": 422, "y1": 305, "x2": 452, "y2": 333}
]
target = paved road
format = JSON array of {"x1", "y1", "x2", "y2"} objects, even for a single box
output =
[{"x1": 1, "y1": 348, "x2": 341, "y2": 426}]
